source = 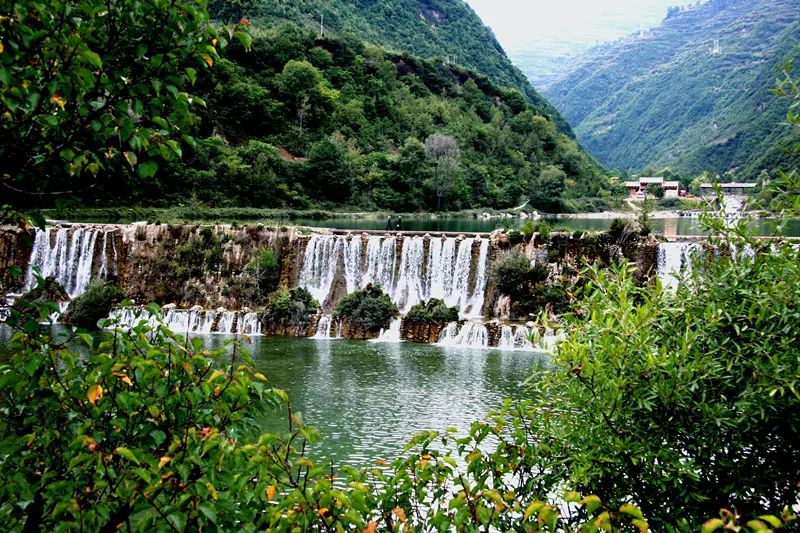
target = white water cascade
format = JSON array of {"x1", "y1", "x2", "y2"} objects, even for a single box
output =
[
  {"x1": 498, "y1": 325, "x2": 514, "y2": 349},
  {"x1": 23, "y1": 226, "x2": 120, "y2": 298},
  {"x1": 109, "y1": 307, "x2": 263, "y2": 335},
  {"x1": 656, "y1": 242, "x2": 697, "y2": 292},
  {"x1": 437, "y1": 321, "x2": 489, "y2": 349},
  {"x1": 298, "y1": 234, "x2": 490, "y2": 316},
  {"x1": 312, "y1": 315, "x2": 341, "y2": 340},
  {"x1": 372, "y1": 318, "x2": 402, "y2": 343}
]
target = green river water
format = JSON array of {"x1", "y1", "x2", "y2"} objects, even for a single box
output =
[
  {"x1": 211, "y1": 336, "x2": 547, "y2": 467},
  {"x1": 0, "y1": 327, "x2": 546, "y2": 468}
]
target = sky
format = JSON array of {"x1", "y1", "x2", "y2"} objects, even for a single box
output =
[{"x1": 465, "y1": 0, "x2": 701, "y2": 50}]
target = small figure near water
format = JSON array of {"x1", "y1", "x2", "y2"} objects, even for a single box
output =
[
  {"x1": 386, "y1": 215, "x2": 392, "y2": 231},
  {"x1": 397, "y1": 216, "x2": 403, "y2": 231}
]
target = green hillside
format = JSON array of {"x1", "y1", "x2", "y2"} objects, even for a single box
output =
[
  {"x1": 212, "y1": 0, "x2": 573, "y2": 135},
  {"x1": 543, "y1": 0, "x2": 800, "y2": 181},
  {"x1": 83, "y1": 25, "x2": 610, "y2": 212}
]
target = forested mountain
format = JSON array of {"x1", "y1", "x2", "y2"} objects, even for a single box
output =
[
  {"x1": 543, "y1": 0, "x2": 800, "y2": 181},
  {"x1": 86, "y1": 25, "x2": 610, "y2": 212},
  {"x1": 211, "y1": 0, "x2": 572, "y2": 134}
]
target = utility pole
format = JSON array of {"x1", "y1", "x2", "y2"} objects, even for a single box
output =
[{"x1": 319, "y1": 13, "x2": 324, "y2": 38}]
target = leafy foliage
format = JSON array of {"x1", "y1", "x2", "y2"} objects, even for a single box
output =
[
  {"x1": 264, "y1": 286, "x2": 319, "y2": 325},
  {"x1": 45, "y1": 24, "x2": 609, "y2": 211},
  {"x1": 252, "y1": 0, "x2": 573, "y2": 134},
  {"x1": 404, "y1": 298, "x2": 459, "y2": 325},
  {"x1": 522, "y1": 221, "x2": 800, "y2": 528},
  {"x1": 333, "y1": 284, "x2": 398, "y2": 332},
  {"x1": 245, "y1": 248, "x2": 280, "y2": 304},
  {"x1": 62, "y1": 280, "x2": 125, "y2": 329},
  {"x1": 0, "y1": 304, "x2": 279, "y2": 530},
  {"x1": 0, "y1": 0, "x2": 247, "y2": 204}
]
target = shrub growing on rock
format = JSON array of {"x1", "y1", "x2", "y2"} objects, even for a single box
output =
[
  {"x1": 490, "y1": 250, "x2": 532, "y2": 299},
  {"x1": 246, "y1": 248, "x2": 280, "y2": 304},
  {"x1": 265, "y1": 286, "x2": 319, "y2": 325},
  {"x1": 405, "y1": 299, "x2": 459, "y2": 324},
  {"x1": 334, "y1": 284, "x2": 398, "y2": 332},
  {"x1": 62, "y1": 280, "x2": 125, "y2": 329}
]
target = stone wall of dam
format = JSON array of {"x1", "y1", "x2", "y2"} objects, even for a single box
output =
[{"x1": 1, "y1": 222, "x2": 662, "y2": 347}]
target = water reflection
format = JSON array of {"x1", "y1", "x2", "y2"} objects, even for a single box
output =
[
  {"x1": 279, "y1": 216, "x2": 800, "y2": 237},
  {"x1": 243, "y1": 336, "x2": 546, "y2": 467}
]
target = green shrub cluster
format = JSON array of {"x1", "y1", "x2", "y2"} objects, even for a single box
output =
[
  {"x1": 264, "y1": 286, "x2": 319, "y2": 325},
  {"x1": 62, "y1": 281, "x2": 126, "y2": 330},
  {"x1": 490, "y1": 250, "x2": 534, "y2": 300},
  {"x1": 404, "y1": 299, "x2": 459, "y2": 325},
  {"x1": 333, "y1": 284, "x2": 398, "y2": 332},
  {"x1": 245, "y1": 248, "x2": 280, "y2": 305}
]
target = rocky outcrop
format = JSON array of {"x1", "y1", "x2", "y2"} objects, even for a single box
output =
[
  {"x1": 0, "y1": 226, "x2": 33, "y2": 294},
  {"x1": 401, "y1": 320, "x2": 447, "y2": 344}
]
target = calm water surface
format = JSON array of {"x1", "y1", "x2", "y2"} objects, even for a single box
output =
[
  {"x1": 203, "y1": 336, "x2": 547, "y2": 467},
  {"x1": 0, "y1": 327, "x2": 544, "y2": 466},
  {"x1": 287, "y1": 216, "x2": 800, "y2": 236}
]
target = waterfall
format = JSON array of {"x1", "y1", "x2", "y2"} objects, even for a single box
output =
[
  {"x1": 238, "y1": 313, "x2": 261, "y2": 335},
  {"x1": 446, "y1": 238, "x2": 475, "y2": 311},
  {"x1": 298, "y1": 236, "x2": 343, "y2": 305},
  {"x1": 109, "y1": 307, "x2": 263, "y2": 336},
  {"x1": 373, "y1": 318, "x2": 402, "y2": 343},
  {"x1": 394, "y1": 237, "x2": 425, "y2": 312},
  {"x1": 513, "y1": 326, "x2": 531, "y2": 349},
  {"x1": 299, "y1": 235, "x2": 490, "y2": 317},
  {"x1": 217, "y1": 311, "x2": 237, "y2": 334},
  {"x1": 464, "y1": 239, "x2": 490, "y2": 318},
  {"x1": 312, "y1": 315, "x2": 340, "y2": 340},
  {"x1": 22, "y1": 226, "x2": 118, "y2": 299},
  {"x1": 362, "y1": 236, "x2": 396, "y2": 291},
  {"x1": 498, "y1": 325, "x2": 514, "y2": 349},
  {"x1": 437, "y1": 321, "x2": 489, "y2": 349},
  {"x1": 656, "y1": 242, "x2": 696, "y2": 291}
]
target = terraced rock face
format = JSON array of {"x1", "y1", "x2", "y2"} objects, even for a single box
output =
[
  {"x1": 1, "y1": 223, "x2": 659, "y2": 344},
  {"x1": 543, "y1": 0, "x2": 800, "y2": 179}
]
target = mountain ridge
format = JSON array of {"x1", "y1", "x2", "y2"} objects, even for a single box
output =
[{"x1": 541, "y1": 0, "x2": 800, "y2": 180}]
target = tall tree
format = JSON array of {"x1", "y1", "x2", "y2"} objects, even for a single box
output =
[{"x1": 424, "y1": 133, "x2": 460, "y2": 211}]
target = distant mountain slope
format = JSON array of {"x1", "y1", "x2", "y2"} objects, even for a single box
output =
[
  {"x1": 248, "y1": 0, "x2": 573, "y2": 134},
  {"x1": 542, "y1": 0, "x2": 800, "y2": 179}
]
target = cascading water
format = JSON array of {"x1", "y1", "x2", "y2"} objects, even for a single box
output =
[
  {"x1": 656, "y1": 242, "x2": 696, "y2": 291},
  {"x1": 373, "y1": 318, "x2": 402, "y2": 343},
  {"x1": 299, "y1": 234, "x2": 490, "y2": 317},
  {"x1": 437, "y1": 321, "x2": 489, "y2": 349},
  {"x1": 498, "y1": 325, "x2": 514, "y2": 349},
  {"x1": 465, "y1": 239, "x2": 490, "y2": 318},
  {"x1": 312, "y1": 315, "x2": 340, "y2": 340},
  {"x1": 23, "y1": 226, "x2": 119, "y2": 299},
  {"x1": 109, "y1": 307, "x2": 263, "y2": 336},
  {"x1": 298, "y1": 236, "x2": 343, "y2": 305}
]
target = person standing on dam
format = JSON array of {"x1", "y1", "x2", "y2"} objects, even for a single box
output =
[{"x1": 386, "y1": 215, "x2": 392, "y2": 231}]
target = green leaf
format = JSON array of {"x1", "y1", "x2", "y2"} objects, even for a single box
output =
[
  {"x1": 137, "y1": 160, "x2": 158, "y2": 178},
  {"x1": 199, "y1": 504, "x2": 217, "y2": 524},
  {"x1": 746, "y1": 520, "x2": 769, "y2": 531},
  {"x1": 758, "y1": 515, "x2": 782, "y2": 528},
  {"x1": 581, "y1": 494, "x2": 602, "y2": 514},
  {"x1": 185, "y1": 67, "x2": 197, "y2": 85},
  {"x1": 619, "y1": 503, "x2": 644, "y2": 520},
  {"x1": 115, "y1": 446, "x2": 140, "y2": 464},
  {"x1": 702, "y1": 518, "x2": 724, "y2": 533},
  {"x1": 124, "y1": 151, "x2": 137, "y2": 168}
]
